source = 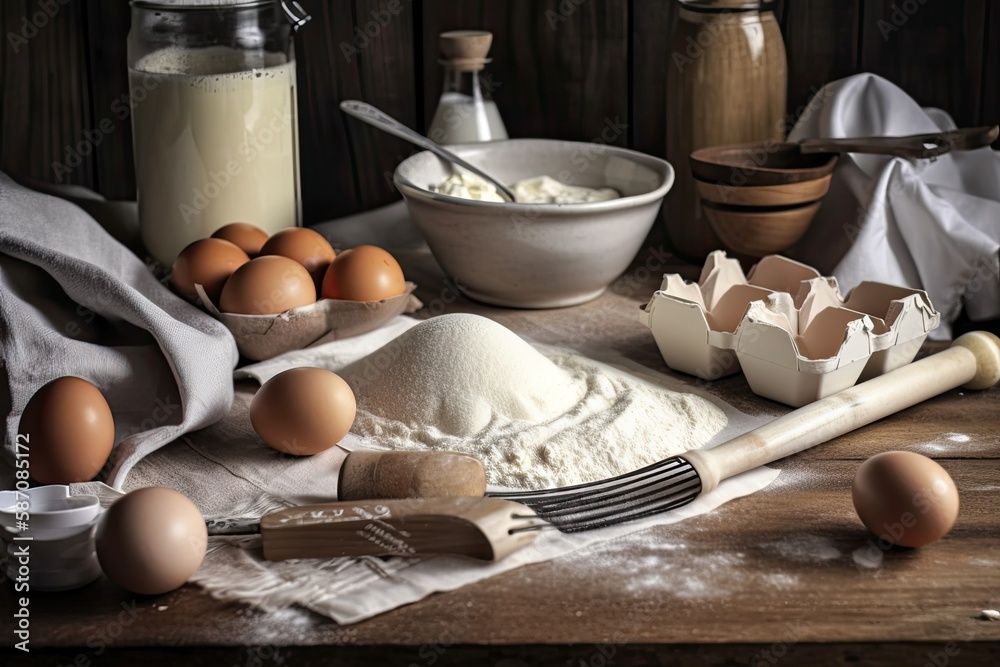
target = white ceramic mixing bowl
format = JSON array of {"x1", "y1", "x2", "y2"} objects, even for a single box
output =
[{"x1": 394, "y1": 139, "x2": 674, "y2": 308}]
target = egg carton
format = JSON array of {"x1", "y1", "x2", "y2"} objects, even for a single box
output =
[
  {"x1": 196, "y1": 282, "x2": 423, "y2": 361},
  {"x1": 642, "y1": 251, "x2": 940, "y2": 407}
]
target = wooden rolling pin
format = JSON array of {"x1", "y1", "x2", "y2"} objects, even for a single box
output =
[
  {"x1": 338, "y1": 450, "x2": 486, "y2": 500},
  {"x1": 682, "y1": 331, "x2": 1000, "y2": 493}
]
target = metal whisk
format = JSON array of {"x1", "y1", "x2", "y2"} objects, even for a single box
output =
[
  {"x1": 492, "y1": 333, "x2": 998, "y2": 533},
  {"x1": 491, "y1": 457, "x2": 701, "y2": 533}
]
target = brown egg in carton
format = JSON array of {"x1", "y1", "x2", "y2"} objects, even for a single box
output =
[
  {"x1": 643, "y1": 251, "x2": 940, "y2": 407},
  {"x1": 195, "y1": 282, "x2": 422, "y2": 361},
  {"x1": 170, "y1": 227, "x2": 423, "y2": 361}
]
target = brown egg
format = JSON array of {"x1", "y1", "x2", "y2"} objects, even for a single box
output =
[
  {"x1": 250, "y1": 367, "x2": 356, "y2": 456},
  {"x1": 852, "y1": 451, "x2": 959, "y2": 547},
  {"x1": 170, "y1": 238, "x2": 250, "y2": 306},
  {"x1": 18, "y1": 376, "x2": 115, "y2": 484},
  {"x1": 219, "y1": 255, "x2": 317, "y2": 315},
  {"x1": 211, "y1": 222, "x2": 270, "y2": 257},
  {"x1": 96, "y1": 487, "x2": 207, "y2": 595},
  {"x1": 259, "y1": 227, "x2": 336, "y2": 286},
  {"x1": 321, "y1": 245, "x2": 406, "y2": 302}
]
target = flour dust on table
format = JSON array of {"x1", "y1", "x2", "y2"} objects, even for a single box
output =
[{"x1": 338, "y1": 314, "x2": 729, "y2": 489}]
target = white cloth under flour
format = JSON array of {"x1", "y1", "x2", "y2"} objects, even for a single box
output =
[
  {"x1": 200, "y1": 317, "x2": 780, "y2": 624},
  {"x1": 788, "y1": 74, "x2": 1000, "y2": 338},
  {"x1": 69, "y1": 315, "x2": 779, "y2": 624}
]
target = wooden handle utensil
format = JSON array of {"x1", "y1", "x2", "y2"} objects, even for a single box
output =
[
  {"x1": 207, "y1": 497, "x2": 544, "y2": 562},
  {"x1": 339, "y1": 450, "x2": 486, "y2": 501},
  {"x1": 491, "y1": 332, "x2": 1000, "y2": 532},
  {"x1": 797, "y1": 125, "x2": 999, "y2": 160},
  {"x1": 683, "y1": 331, "x2": 1000, "y2": 493}
]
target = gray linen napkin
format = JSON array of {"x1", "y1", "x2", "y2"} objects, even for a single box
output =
[{"x1": 0, "y1": 173, "x2": 238, "y2": 488}]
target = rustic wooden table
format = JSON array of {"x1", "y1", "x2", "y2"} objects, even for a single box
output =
[{"x1": 4, "y1": 246, "x2": 999, "y2": 666}]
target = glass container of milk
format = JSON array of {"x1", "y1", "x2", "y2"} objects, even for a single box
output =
[
  {"x1": 427, "y1": 30, "x2": 508, "y2": 145},
  {"x1": 127, "y1": 0, "x2": 310, "y2": 266}
]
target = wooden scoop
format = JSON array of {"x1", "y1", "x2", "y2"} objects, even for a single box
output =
[
  {"x1": 797, "y1": 125, "x2": 999, "y2": 160},
  {"x1": 691, "y1": 126, "x2": 998, "y2": 186}
]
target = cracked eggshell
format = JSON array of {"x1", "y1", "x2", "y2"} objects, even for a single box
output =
[
  {"x1": 197, "y1": 282, "x2": 422, "y2": 361},
  {"x1": 644, "y1": 250, "x2": 771, "y2": 380},
  {"x1": 736, "y1": 302, "x2": 875, "y2": 407},
  {"x1": 842, "y1": 282, "x2": 940, "y2": 381},
  {"x1": 643, "y1": 251, "x2": 940, "y2": 406}
]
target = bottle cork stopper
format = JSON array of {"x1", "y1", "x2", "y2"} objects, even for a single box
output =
[{"x1": 440, "y1": 30, "x2": 493, "y2": 72}]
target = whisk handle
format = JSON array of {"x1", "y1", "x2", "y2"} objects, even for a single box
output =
[
  {"x1": 259, "y1": 497, "x2": 540, "y2": 562},
  {"x1": 339, "y1": 450, "x2": 486, "y2": 501},
  {"x1": 683, "y1": 332, "x2": 1000, "y2": 493}
]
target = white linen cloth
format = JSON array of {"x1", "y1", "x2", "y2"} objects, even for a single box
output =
[
  {"x1": 0, "y1": 174, "x2": 238, "y2": 488},
  {"x1": 141, "y1": 316, "x2": 780, "y2": 624},
  {"x1": 69, "y1": 315, "x2": 779, "y2": 624},
  {"x1": 788, "y1": 74, "x2": 1000, "y2": 338}
]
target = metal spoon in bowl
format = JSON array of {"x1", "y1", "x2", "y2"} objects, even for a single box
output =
[{"x1": 339, "y1": 100, "x2": 517, "y2": 203}]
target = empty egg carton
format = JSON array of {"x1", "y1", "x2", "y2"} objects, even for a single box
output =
[
  {"x1": 642, "y1": 252, "x2": 826, "y2": 381},
  {"x1": 642, "y1": 251, "x2": 940, "y2": 406}
]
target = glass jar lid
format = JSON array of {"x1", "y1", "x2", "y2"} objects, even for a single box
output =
[
  {"x1": 132, "y1": 1, "x2": 273, "y2": 6},
  {"x1": 679, "y1": 0, "x2": 774, "y2": 10},
  {"x1": 131, "y1": 0, "x2": 311, "y2": 31}
]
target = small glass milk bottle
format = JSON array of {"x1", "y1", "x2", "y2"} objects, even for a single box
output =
[{"x1": 427, "y1": 30, "x2": 508, "y2": 145}]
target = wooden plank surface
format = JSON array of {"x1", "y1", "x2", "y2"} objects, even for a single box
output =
[
  {"x1": 630, "y1": 0, "x2": 676, "y2": 159},
  {"x1": 3, "y1": 250, "x2": 998, "y2": 663},
  {"x1": 982, "y1": 0, "x2": 1000, "y2": 142},
  {"x1": 782, "y1": 0, "x2": 861, "y2": 126},
  {"x1": 83, "y1": 0, "x2": 135, "y2": 201},
  {"x1": 422, "y1": 0, "x2": 630, "y2": 146},
  {"x1": 296, "y1": 0, "x2": 419, "y2": 223},
  {"x1": 1, "y1": 2, "x2": 998, "y2": 205},
  {"x1": 861, "y1": 0, "x2": 986, "y2": 127},
  {"x1": 0, "y1": 0, "x2": 94, "y2": 189}
]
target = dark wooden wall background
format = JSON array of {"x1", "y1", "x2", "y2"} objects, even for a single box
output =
[{"x1": 0, "y1": 0, "x2": 996, "y2": 225}]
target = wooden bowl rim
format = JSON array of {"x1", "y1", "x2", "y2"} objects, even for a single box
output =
[{"x1": 690, "y1": 142, "x2": 839, "y2": 185}]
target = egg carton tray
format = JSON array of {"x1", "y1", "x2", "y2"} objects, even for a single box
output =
[{"x1": 642, "y1": 251, "x2": 940, "y2": 407}]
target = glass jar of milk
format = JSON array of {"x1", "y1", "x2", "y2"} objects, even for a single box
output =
[{"x1": 127, "y1": 0, "x2": 310, "y2": 266}]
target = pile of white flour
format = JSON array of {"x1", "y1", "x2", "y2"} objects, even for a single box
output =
[{"x1": 339, "y1": 314, "x2": 728, "y2": 489}]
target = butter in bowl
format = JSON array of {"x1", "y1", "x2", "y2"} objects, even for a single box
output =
[{"x1": 393, "y1": 138, "x2": 675, "y2": 309}]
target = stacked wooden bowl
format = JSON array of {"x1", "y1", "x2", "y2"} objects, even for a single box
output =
[{"x1": 690, "y1": 143, "x2": 838, "y2": 257}]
